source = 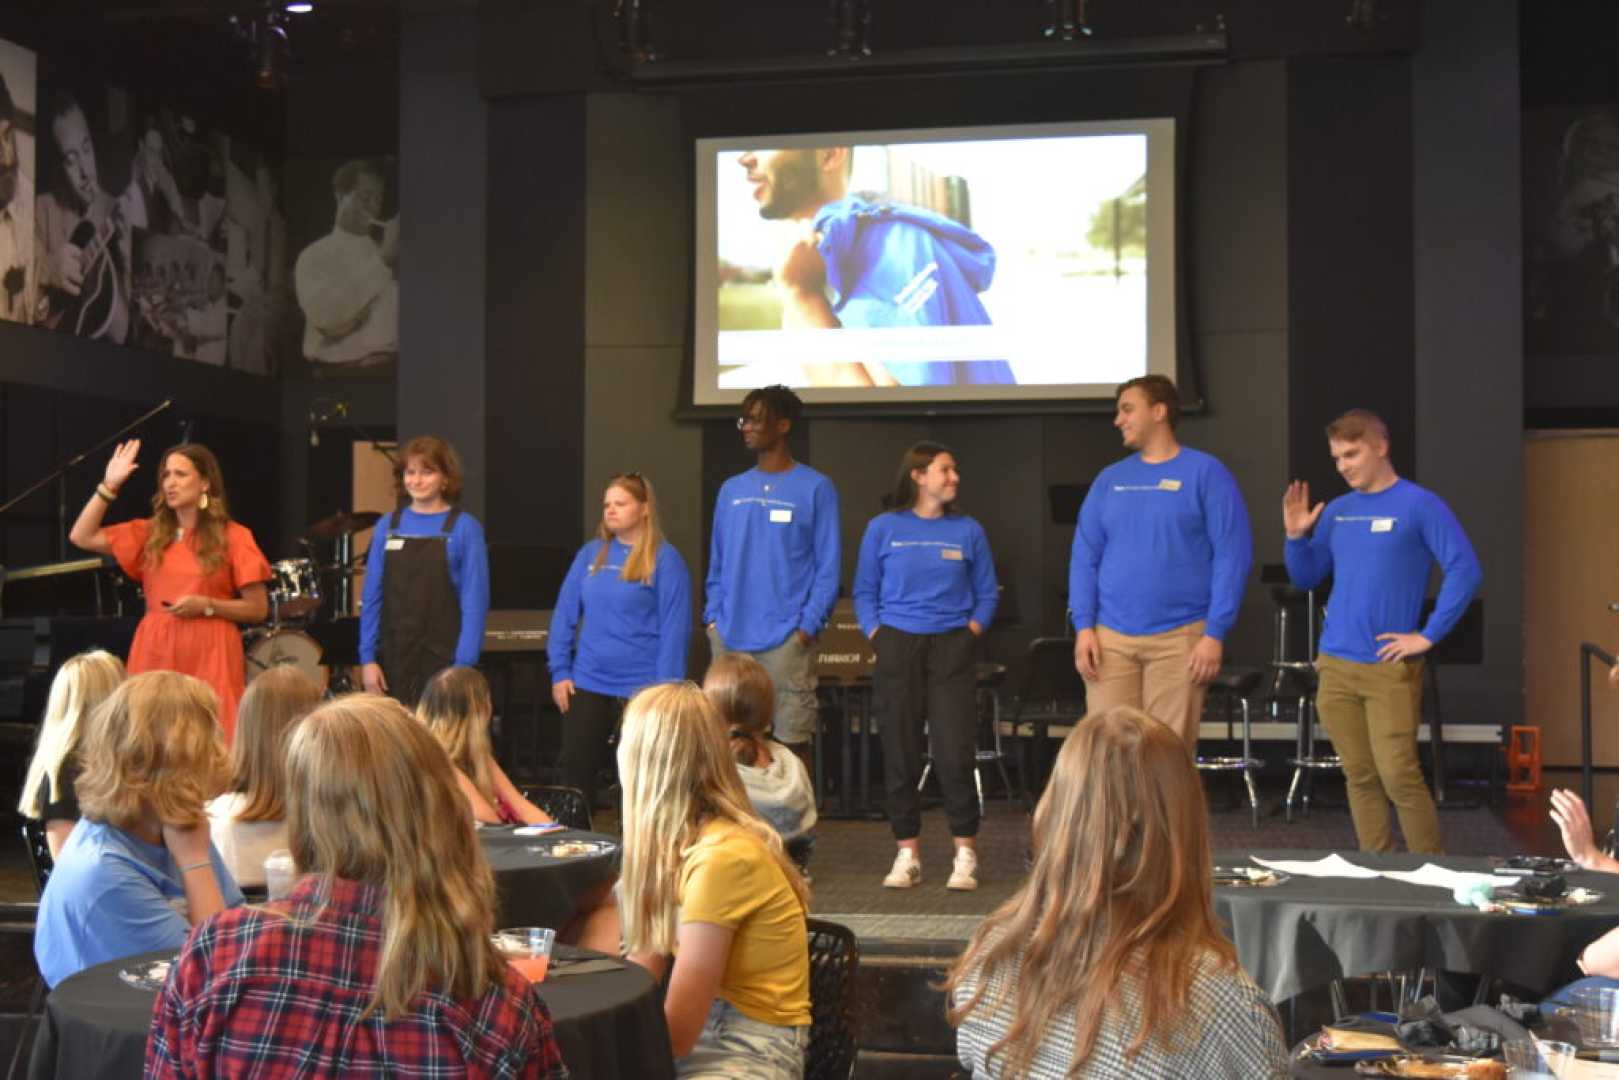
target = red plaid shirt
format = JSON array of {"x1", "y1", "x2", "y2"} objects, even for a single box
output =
[{"x1": 143, "y1": 875, "x2": 567, "y2": 1078}]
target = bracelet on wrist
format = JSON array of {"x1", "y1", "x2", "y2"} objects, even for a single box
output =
[
  {"x1": 179, "y1": 860, "x2": 212, "y2": 874},
  {"x1": 95, "y1": 483, "x2": 119, "y2": 502}
]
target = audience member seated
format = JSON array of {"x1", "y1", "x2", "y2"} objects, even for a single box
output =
[
  {"x1": 144, "y1": 693, "x2": 567, "y2": 1078},
  {"x1": 205, "y1": 666, "x2": 323, "y2": 887},
  {"x1": 946, "y1": 705, "x2": 1290, "y2": 1079},
  {"x1": 17, "y1": 650, "x2": 126, "y2": 861},
  {"x1": 702, "y1": 653, "x2": 818, "y2": 844},
  {"x1": 418, "y1": 666, "x2": 553, "y2": 826},
  {"x1": 34, "y1": 671, "x2": 243, "y2": 988},
  {"x1": 1541, "y1": 788, "x2": 1619, "y2": 1004},
  {"x1": 619, "y1": 683, "x2": 812, "y2": 1078}
]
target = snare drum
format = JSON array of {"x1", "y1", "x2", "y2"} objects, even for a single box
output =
[
  {"x1": 268, "y1": 558, "x2": 323, "y2": 622},
  {"x1": 244, "y1": 629, "x2": 328, "y2": 691}
]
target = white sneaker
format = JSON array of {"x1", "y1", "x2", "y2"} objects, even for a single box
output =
[
  {"x1": 882, "y1": 848, "x2": 922, "y2": 889},
  {"x1": 947, "y1": 847, "x2": 979, "y2": 891}
]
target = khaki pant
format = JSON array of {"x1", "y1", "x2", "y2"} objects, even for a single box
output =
[
  {"x1": 1316, "y1": 653, "x2": 1443, "y2": 854},
  {"x1": 1083, "y1": 622, "x2": 1207, "y2": 749}
]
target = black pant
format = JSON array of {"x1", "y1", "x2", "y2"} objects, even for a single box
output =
[
  {"x1": 559, "y1": 688, "x2": 624, "y2": 811},
  {"x1": 873, "y1": 625, "x2": 979, "y2": 841}
]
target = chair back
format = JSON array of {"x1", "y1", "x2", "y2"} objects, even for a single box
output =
[
  {"x1": 805, "y1": 916, "x2": 860, "y2": 1080},
  {"x1": 20, "y1": 819, "x2": 53, "y2": 895},
  {"x1": 1014, "y1": 637, "x2": 1087, "y2": 714},
  {"x1": 520, "y1": 784, "x2": 593, "y2": 831}
]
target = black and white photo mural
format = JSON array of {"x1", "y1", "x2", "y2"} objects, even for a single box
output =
[
  {"x1": 290, "y1": 155, "x2": 397, "y2": 370},
  {"x1": 0, "y1": 37, "x2": 36, "y2": 327}
]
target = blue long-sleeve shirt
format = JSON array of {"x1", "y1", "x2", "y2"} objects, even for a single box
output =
[
  {"x1": 1068, "y1": 447, "x2": 1253, "y2": 641},
  {"x1": 704, "y1": 464, "x2": 841, "y2": 653},
  {"x1": 359, "y1": 507, "x2": 490, "y2": 666},
  {"x1": 1284, "y1": 478, "x2": 1481, "y2": 665},
  {"x1": 853, "y1": 510, "x2": 998, "y2": 636},
  {"x1": 547, "y1": 537, "x2": 692, "y2": 698}
]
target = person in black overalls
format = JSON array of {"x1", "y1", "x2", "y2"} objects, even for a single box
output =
[{"x1": 359, "y1": 436, "x2": 490, "y2": 707}]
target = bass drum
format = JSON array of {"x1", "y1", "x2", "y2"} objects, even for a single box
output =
[{"x1": 244, "y1": 629, "x2": 329, "y2": 692}]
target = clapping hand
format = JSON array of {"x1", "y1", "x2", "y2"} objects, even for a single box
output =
[{"x1": 1282, "y1": 480, "x2": 1324, "y2": 539}]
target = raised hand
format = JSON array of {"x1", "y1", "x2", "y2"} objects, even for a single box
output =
[
  {"x1": 1550, "y1": 788, "x2": 1602, "y2": 869},
  {"x1": 1282, "y1": 480, "x2": 1324, "y2": 539},
  {"x1": 104, "y1": 439, "x2": 141, "y2": 491}
]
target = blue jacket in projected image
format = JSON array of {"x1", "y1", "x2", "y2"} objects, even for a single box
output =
[{"x1": 812, "y1": 195, "x2": 1014, "y2": 387}]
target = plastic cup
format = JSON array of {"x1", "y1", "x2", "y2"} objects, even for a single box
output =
[
  {"x1": 494, "y1": 927, "x2": 556, "y2": 983},
  {"x1": 263, "y1": 849, "x2": 296, "y2": 901},
  {"x1": 1505, "y1": 1036, "x2": 1575, "y2": 1078},
  {"x1": 1572, "y1": 986, "x2": 1619, "y2": 1048}
]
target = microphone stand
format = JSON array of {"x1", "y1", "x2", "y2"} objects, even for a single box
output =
[{"x1": 0, "y1": 399, "x2": 174, "y2": 559}]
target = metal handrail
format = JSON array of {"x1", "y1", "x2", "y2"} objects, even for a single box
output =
[{"x1": 1579, "y1": 642, "x2": 1617, "y2": 808}]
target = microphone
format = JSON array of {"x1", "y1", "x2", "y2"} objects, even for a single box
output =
[{"x1": 308, "y1": 400, "x2": 351, "y2": 448}]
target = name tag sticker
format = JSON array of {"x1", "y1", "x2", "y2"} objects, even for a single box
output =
[
  {"x1": 769, "y1": 508, "x2": 793, "y2": 524},
  {"x1": 385, "y1": 537, "x2": 406, "y2": 551},
  {"x1": 1158, "y1": 478, "x2": 1182, "y2": 491},
  {"x1": 1371, "y1": 518, "x2": 1394, "y2": 533},
  {"x1": 941, "y1": 548, "x2": 963, "y2": 561}
]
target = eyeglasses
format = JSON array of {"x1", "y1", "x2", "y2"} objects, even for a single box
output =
[{"x1": 736, "y1": 415, "x2": 767, "y2": 431}]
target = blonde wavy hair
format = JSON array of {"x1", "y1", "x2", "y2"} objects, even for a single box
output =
[
  {"x1": 285, "y1": 694, "x2": 505, "y2": 1019},
  {"x1": 616, "y1": 682, "x2": 808, "y2": 956},
  {"x1": 17, "y1": 651, "x2": 126, "y2": 819},
  {"x1": 415, "y1": 666, "x2": 498, "y2": 808},
  {"x1": 944, "y1": 706, "x2": 1237, "y2": 1076},
  {"x1": 590, "y1": 473, "x2": 664, "y2": 585},
  {"x1": 228, "y1": 666, "x2": 323, "y2": 823},
  {"x1": 76, "y1": 671, "x2": 229, "y2": 832},
  {"x1": 142, "y1": 444, "x2": 232, "y2": 575}
]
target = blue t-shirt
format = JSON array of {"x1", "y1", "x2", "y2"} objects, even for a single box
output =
[
  {"x1": 1284, "y1": 478, "x2": 1482, "y2": 665},
  {"x1": 359, "y1": 507, "x2": 490, "y2": 667},
  {"x1": 852, "y1": 510, "x2": 998, "y2": 636},
  {"x1": 704, "y1": 464, "x2": 841, "y2": 654},
  {"x1": 1069, "y1": 447, "x2": 1253, "y2": 641},
  {"x1": 547, "y1": 537, "x2": 692, "y2": 698},
  {"x1": 35, "y1": 819, "x2": 244, "y2": 987}
]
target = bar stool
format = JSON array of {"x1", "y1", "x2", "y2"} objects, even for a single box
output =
[
  {"x1": 1276, "y1": 659, "x2": 1339, "y2": 821},
  {"x1": 1195, "y1": 667, "x2": 1265, "y2": 827}
]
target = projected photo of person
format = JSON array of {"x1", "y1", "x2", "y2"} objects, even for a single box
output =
[
  {"x1": 1525, "y1": 106, "x2": 1619, "y2": 356},
  {"x1": 0, "y1": 39, "x2": 37, "y2": 326},
  {"x1": 292, "y1": 157, "x2": 397, "y2": 368},
  {"x1": 701, "y1": 122, "x2": 1174, "y2": 405},
  {"x1": 34, "y1": 87, "x2": 146, "y2": 344}
]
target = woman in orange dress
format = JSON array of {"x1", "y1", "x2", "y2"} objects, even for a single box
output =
[{"x1": 69, "y1": 439, "x2": 271, "y2": 743}]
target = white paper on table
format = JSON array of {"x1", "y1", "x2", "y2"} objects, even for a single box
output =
[
  {"x1": 1560, "y1": 1057, "x2": 1619, "y2": 1079},
  {"x1": 1376, "y1": 862, "x2": 1525, "y2": 891},
  {"x1": 1249, "y1": 854, "x2": 1382, "y2": 879}
]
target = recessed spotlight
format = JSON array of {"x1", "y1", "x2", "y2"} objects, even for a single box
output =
[{"x1": 285, "y1": 2, "x2": 314, "y2": 13}]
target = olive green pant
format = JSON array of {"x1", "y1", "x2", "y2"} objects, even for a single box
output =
[{"x1": 1315, "y1": 653, "x2": 1443, "y2": 854}]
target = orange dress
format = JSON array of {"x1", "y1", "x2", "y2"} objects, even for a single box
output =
[{"x1": 105, "y1": 519, "x2": 272, "y2": 743}]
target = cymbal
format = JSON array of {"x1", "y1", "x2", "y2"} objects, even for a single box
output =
[{"x1": 304, "y1": 510, "x2": 382, "y2": 541}]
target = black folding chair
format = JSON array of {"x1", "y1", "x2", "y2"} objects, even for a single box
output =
[
  {"x1": 804, "y1": 917, "x2": 860, "y2": 1080},
  {"x1": 519, "y1": 784, "x2": 593, "y2": 831},
  {"x1": 1007, "y1": 637, "x2": 1088, "y2": 804}
]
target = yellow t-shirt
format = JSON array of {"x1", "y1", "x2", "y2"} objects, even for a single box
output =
[{"x1": 676, "y1": 820, "x2": 811, "y2": 1027}]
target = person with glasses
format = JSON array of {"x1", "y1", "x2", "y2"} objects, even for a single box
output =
[
  {"x1": 548, "y1": 472, "x2": 691, "y2": 811},
  {"x1": 705, "y1": 386, "x2": 840, "y2": 770}
]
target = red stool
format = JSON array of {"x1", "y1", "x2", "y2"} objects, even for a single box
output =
[{"x1": 1504, "y1": 725, "x2": 1541, "y2": 793}]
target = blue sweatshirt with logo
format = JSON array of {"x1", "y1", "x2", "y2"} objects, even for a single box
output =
[
  {"x1": 704, "y1": 464, "x2": 841, "y2": 653},
  {"x1": 359, "y1": 507, "x2": 489, "y2": 666},
  {"x1": 1284, "y1": 479, "x2": 1481, "y2": 665},
  {"x1": 853, "y1": 510, "x2": 998, "y2": 636},
  {"x1": 1069, "y1": 447, "x2": 1253, "y2": 641},
  {"x1": 813, "y1": 195, "x2": 1012, "y2": 386},
  {"x1": 547, "y1": 537, "x2": 692, "y2": 698}
]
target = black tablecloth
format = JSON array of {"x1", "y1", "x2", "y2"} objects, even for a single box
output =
[
  {"x1": 478, "y1": 827, "x2": 620, "y2": 931},
  {"x1": 28, "y1": 945, "x2": 673, "y2": 1080},
  {"x1": 1216, "y1": 849, "x2": 1619, "y2": 1005}
]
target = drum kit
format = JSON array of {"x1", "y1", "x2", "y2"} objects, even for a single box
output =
[{"x1": 243, "y1": 510, "x2": 381, "y2": 693}]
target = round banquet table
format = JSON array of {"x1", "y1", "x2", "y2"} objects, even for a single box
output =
[
  {"x1": 27, "y1": 944, "x2": 673, "y2": 1080},
  {"x1": 1215, "y1": 849, "x2": 1619, "y2": 1006},
  {"x1": 478, "y1": 826, "x2": 620, "y2": 931}
]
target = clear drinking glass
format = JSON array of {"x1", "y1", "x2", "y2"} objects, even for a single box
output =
[
  {"x1": 263, "y1": 849, "x2": 296, "y2": 901},
  {"x1": 493, "y1": 926, "x2": 557, "y2": 983}
]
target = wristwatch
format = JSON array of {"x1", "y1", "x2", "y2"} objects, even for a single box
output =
[{"x1": 204, "y1": 601, "x2": 215, "y2": 618}]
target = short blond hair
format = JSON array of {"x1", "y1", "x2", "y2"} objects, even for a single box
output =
[
  {"x1": 1324, "y1": 409, "x2": 1389, "y2": 445},
  {"x1": 76, "y1": 671, "x2": 228, "y2": 831}
]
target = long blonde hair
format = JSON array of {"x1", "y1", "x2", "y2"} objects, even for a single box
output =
[
  {"x1": 17, "y1": 651, "x2": 125, "y2": 819},
  {"x1": 142, "y1": 444, "x2": 232, "y2": 574},
  {"x1": 76, "y1": 671, "x2": 229, "y2": 831},
  {"x1": 285, "y1": 694, "x2": 505, "y2": 1019},
  {"x1": 944, "y1": 706, "x2": 1237, "y2": 1076},
  {"x1": 616, "y1": 682, "x2": 809, "y2": 956},
  {"x1": 590, "y1": 473, "x2": 664, "y2": 585},
  {"x1": 415, "y1": 666, "x2": 498, "y2": 808},
  {"x1": 229, "y1": 666, "x2": 323, "y2": 823}
]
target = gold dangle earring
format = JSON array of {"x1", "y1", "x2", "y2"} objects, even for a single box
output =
[{"x1": 199, "y1": 492, "x2": 210, "y2": 512}]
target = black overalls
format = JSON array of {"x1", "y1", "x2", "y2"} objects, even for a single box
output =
[{"x1": 379, "y1": 506, "x2": 463, "y2": 706}]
